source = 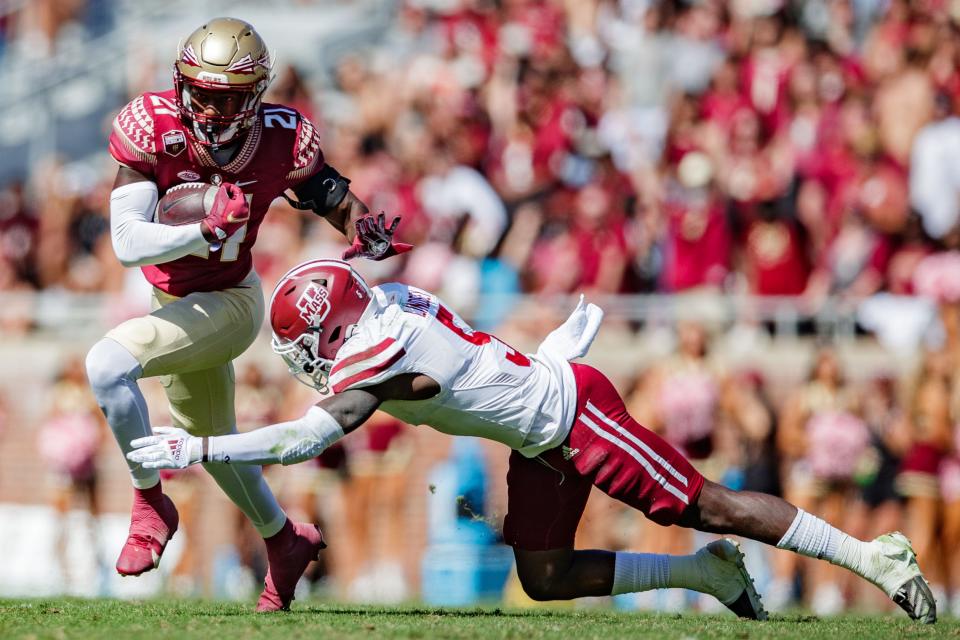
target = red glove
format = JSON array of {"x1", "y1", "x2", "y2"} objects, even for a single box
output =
[
  {"x1": 342, "y1": 213, "x2": 413, "y2": 261},
  {"x1": 201, "y1": 183, "x2": 249, "y2": 245}
]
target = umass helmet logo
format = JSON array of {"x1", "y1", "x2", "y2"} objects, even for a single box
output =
[{"x1": 296, "y1": 283, "x2": 330, "y2": 326}]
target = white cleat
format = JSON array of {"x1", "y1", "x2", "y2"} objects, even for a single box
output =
[
  {"x1": 696, "y1": 538, "x2": 767, "y2": 620},
  {"x1": 865, "y1": 533, "x2": 936, "y2": 624}
]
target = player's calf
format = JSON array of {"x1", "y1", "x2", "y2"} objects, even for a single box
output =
[
  {"x1": 514, "y1": 548, "x2": 615, "y2": 601},
  {"x1": 681, "y1": 480, "x2": 797, "y2": 545},
  {"x1": 86, "y1": 337, "x2": 159, "y2": 488},
  {"x1": 513, "y1": 544, "x2": 765, "y2": 619}
]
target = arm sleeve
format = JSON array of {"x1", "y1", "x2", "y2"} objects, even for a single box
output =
[
  {"x1": 108, "y1": 96, "x2": 158, "y2": 178},
  {"x1": 110, "y1": 181, "x2": 209, "y2": 267},
  {"x1": 285, "y1": 113, "x2": 325, "y2": 183},
  {"x1": 206, "y1": 406, "x2": 345, "y2": 466}
]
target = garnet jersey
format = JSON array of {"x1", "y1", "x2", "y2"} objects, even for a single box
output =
[
  {"x1": 328, "y1": 284, "x2": 577, "y2": 458},
  {"x1": 108, "y1": 89, "x2": 324, "y2": 296}
]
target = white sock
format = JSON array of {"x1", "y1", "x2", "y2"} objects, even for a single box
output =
[
  {"x1": 776, "y1": 509, "x2": 869, "y2": 577},
  {"x1": 202, "y1": 460, "x2": 287, "y2": 538},
  {"x1": 85, "y1": 338, "x2": 160, "y2": 489},
  {"x1": 611, "y1": 552, "x2": 705, "y2": 596}
]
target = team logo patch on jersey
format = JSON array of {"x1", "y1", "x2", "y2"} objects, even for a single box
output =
[
  {"x1": 296, "y1": 283, "x2": 331, "y2": 325},
  {"x1": 177, "y1": 170, "x2": 201, "y2": 181},
  {"x1": 162, "y1": 130, "x2": 186, "y2": 157}
]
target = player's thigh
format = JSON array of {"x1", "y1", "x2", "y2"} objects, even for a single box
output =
[
  {"x1": 160, "y1": 362, "x2": 236, "y2": 436},
  {"x1": 502, "y1": 449, "x2": 592, "y2": 552},
  {"x1": 106, "y1": 274, "x2": 264, "y2": 377},
  {"x1": 568, "y1": 364, "x2": 705, "y2": 526}
]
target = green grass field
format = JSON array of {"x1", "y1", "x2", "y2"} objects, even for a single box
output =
[{"x1": 0, "y1": 599, "x2": 957, "y2": 640}]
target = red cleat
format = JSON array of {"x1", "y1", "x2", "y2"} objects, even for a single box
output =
[
  {"x1": 256, "y1": 520, "x2": 326, "y2": 612},
  {"x1": 115, "y1": 485, "x2": 179, "y2": 576}
]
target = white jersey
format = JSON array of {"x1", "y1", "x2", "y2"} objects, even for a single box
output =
[{"x1": 328, "y1": 283, "x2": 578, "y2": 458}]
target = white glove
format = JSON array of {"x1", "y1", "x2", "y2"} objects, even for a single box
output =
[
  {"x1": 537, "y1": 294, "x2": 604, "y2": 362},
  {"x1": 127, "y1": 426, "x2": 203, "y2": 470}
]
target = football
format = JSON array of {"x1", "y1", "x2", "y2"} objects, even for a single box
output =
[{"x1": 155, "y1": 182, "x2": 216, "y2": 225}]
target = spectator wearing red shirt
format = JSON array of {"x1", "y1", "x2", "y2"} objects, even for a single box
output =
[
  {"x1": 569, "y1": 182, "x2": 630, "y2": 294},
  {"x1": 701, "y1": 58, "x2": 751, "y2": 131},
  {"x1": 804, "y1": 204, "x2": 894, "y2": 309},
  {"x1": 741, "y1": 201, "x2": 810, "y2": 296},
  {"x1": 659, "y1": 151, "x2": 730, "y2": 292}
]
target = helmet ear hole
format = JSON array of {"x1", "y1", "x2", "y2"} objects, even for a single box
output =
[{"x1": 327, "y1": 325, "x2": 341, "y2": 344}]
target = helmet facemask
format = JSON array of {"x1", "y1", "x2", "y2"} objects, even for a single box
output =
[
  {"x1": 174, "y1": 73, "x2": 267, "y2": 148},
  {"x1": 272, "y1": 331, "x2": 333, "y2": 393}
]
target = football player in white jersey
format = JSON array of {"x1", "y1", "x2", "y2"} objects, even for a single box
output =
[{"x1": 129, "y1": 260, "x2": 936, "y2": 623}]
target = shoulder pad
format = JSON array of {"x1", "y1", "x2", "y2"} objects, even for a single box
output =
[
  {"x1": 329, "y1": 318, "x2": 408, "y2": 394},
  {"x1": 110, "y1": 95, "x2": 159, "y2": 165},
  {"x1": 286, "y1": 113, "x2": 324, "y2": 182}
]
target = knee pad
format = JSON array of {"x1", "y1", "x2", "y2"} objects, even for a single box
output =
[{"x1": 85, "y1": 338, "x2": 142, "y2": 395}]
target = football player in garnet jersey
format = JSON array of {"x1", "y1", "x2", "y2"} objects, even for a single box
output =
[
  {"x1": 85, "y1": 18, "x2": 409, "y2": 612},
  {"x1": 129, "y1": 260, "x2": 937, "y2": 623}
]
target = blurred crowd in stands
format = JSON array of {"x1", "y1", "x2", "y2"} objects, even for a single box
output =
[
  {"x1": 3, "y1": 0, "x2": 960, "y2": 617},
  {"x1": 6, "y1": 0, "x2": 960, "y2": 311}
]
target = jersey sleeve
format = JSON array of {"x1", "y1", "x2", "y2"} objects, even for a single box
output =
[
  {"x1": 285, "y1": 112, "x2": 325, "y2": 184},
  {"x1": 329, "y1": 308, "x2": 416, "y2": 394},
  {"x1": 108, "y1": 95, "x2": 158, "y2": 177}
]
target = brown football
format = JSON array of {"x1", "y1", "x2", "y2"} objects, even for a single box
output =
[{"x1": 155, "y1": 182, "x2": 217, "y2": 225}]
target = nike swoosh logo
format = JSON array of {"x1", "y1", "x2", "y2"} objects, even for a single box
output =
[{"x1": 236, "y1": 180, "x2": 258, "y2": 187}]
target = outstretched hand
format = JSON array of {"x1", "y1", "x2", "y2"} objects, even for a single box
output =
[
  {"x1": 342, "y1": 213, "x2": 413, "y2": 261},
  {"x1": 127, "y1": 426, "x2": 202, "y2": 470}
]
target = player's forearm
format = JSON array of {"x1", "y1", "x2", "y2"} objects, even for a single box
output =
[
  {"x1": 204, "y1": 406, "x2": 346, "y2": 466},
  {"x1": 110, "y1": 182, "x2": 208, "y2": 267},
  {"x1": 327, "y1": 191, "x2": 369, "y2": 242},
  {"x1": 128, "y1": 390, "x2": 381, "y2": 470},
  {"x1": 202, "y1": 387, "x2": 382, "y2": 465}
]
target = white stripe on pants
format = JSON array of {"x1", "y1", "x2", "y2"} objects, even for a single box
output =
[{"x1": 577, "y1": 410, "x2": 689, "y2": 505}]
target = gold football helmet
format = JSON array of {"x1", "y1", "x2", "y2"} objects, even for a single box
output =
[{"x1": 174, "y1": 17, "x2": 273, "y2": 147}]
